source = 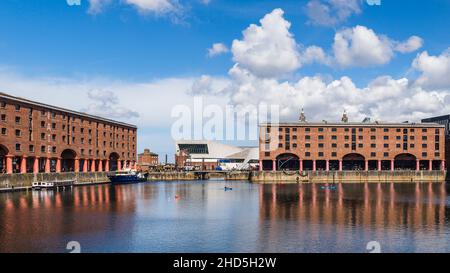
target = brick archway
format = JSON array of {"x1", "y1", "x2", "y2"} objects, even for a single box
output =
[
  {"x1": 394, "y1": 153, "x2": 417, "y2": 170},
  {"x1": 0, "y1": 144, "x2": 9, "y2": 173},
  {"x1": 109, "y1": 152, "x2": 120, "y2": 171},
  {"x1": 61, "y1": 149, "x2": 77, "y2": 172},
  {"x1": 342, "y1": 153, "x2": 365, "y2": 171}
]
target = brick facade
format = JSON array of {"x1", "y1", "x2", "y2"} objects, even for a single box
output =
[
  {"x1": 259, "y1": 122, "x2": 446, "y2": 172},
  {"x1": 137, "y1": 149, "x2": 159, "y2": 171},
  {"x1": 0, "y1": 92, "x2": 137, "y2": 174}
]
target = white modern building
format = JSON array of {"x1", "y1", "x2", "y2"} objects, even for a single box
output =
[{"x1": 175, "y1": 140, "x2": 259, "y2": 171}]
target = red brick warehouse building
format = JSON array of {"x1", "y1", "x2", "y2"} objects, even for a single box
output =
[
  {"x1": 0, "y1": 92, "x2": 137, "y2": 174},
  {"x1": 259, "y1": 112, "x2": 446, "y2": 172}
]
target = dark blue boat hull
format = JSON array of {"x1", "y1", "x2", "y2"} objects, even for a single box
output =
[{"x1": 108, "y1": 175, "x2": 146, "y2": 184}]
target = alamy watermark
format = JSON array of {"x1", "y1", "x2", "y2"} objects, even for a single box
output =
[
  {"x1": 66, "y1": 0, "x2": 81, "y2": 6},
  {"x1": 171, "y1": 97, "x2": 280, "y2": 142}
]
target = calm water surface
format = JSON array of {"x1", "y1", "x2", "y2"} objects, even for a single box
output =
[{"x1": 0, "y1": 180, "x2": 449, "y2": 253}]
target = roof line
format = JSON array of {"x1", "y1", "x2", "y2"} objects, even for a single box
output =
[{"x1": 0, "y1": 91, "x2": 137, "y2": 129}]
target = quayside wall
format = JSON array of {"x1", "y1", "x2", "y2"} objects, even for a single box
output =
[
  {"x1": 250, "y1": 170, "x2": 446, "y2": 183},
  {"x1": 0, "y1": 172, "x2": 109, "y2": 192}
]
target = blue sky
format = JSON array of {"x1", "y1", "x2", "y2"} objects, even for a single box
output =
[{"x1": 1, "y1": 0, "x2": 450, "y2": 160}]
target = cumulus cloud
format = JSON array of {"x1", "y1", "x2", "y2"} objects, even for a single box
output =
[
  {"x1": 231, "y1": 8, "x2": 301, "y2": 78},
  {"x1": 87, "y1": 0, "x2": 111, "y2": 14},
  {"x1": 205, "y1": 10, "x2": 448, "y2": 123},
  {"x1": 124, "y1": 0, "x2": 180, "y2": 14},
  {"x1": 301, "y1": 45, "x2": 332, "y2": 66},
  {"x1": 83, "y1": 89, "x2": 139, "y2": 119},
  {"x1": 395, "y1": 36, "x2": 424, "y2": 53},
  {"x1": 189, "y1": 75, "x2": 229, "y2": 95},
  {"x1": 207, "y1": 43, "x2": 229, "y2": 57},
  {"x1": 333, "y1": 25, "x2": 423, "y2": 67},
  {"x1": 225, "y1": 65, "x2": 448, "y2": 123},
  {"x1": 305, "y1": 0, "x2": 362, "y2": 27},
  {"x1": 412, "y1": 48, "x2": 450, "y2": 89}
]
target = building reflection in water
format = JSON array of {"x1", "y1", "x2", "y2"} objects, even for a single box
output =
[
  {"x1": 0, "y1": 185, "x2": 139, "y2": 253},
  {"x1": 258, "y1": 182, "x2": 449, "y2": 253}
]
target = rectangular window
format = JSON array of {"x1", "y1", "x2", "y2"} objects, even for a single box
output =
[
  {"x1": 422, "y1": 152, "x2": 427, "y2": 157},
  {"x1": 305, "y1": 152, "x2": 311, "y2": 157},
  {"x1": 15, "y1": 105, "x2": 20, "y2": 111},
  {"x1": 305, "y1": 143, "x2": 311, "y2": 148},
  {"x1": 384, "y1": 128, "x2": 389, "y2": 132},
  {"x1": 1, "y1": 128, "x2": 6, "y2": 135},
  {"x1": 318, "y1": 135, "x2": 324, "y2": 140},
  {"x1": 318, "y1": 152, "x2": 324, "y2": 157},
  {"x1": 318, "y1": 143, "x2": 324, "y2": 148},
  {"x1": 15, "y1": 143, "x2": 21, "y2": 151},
  {"x1": 371, "y1": 152, "x2": 376, "y2": 157},
  {"x1": 41, "y1": 146, "x2": 45, "y2": 152},
  {"x1": 371, "y1": 144, "x2": 376, "y2": 148},
  {"x1": 29, "y1": 145, "x2": 34, "y2": 152},
  {"x1": 331, "y1": 135, "x2": 337, "y2": 140},
  {"x1": 15, "y1": 116, "x2": 21, "y2": 124},
  {"x1": 331, "y1": 152, "x2": 337, "y2": 157},
  {"x1": 1, "y1": 114, "x2": 6, "y2": 121},
  {"x1": 332, "y1": 143, "x2": 337, "y2": 148},
  {"x1": 0, "y1": 101, "x2": 6, "y2": 108},
  {"x1": 422, "y1": 143, "x2": 427, "y2": 148},
  {"x1": 15, "y1": 129, "x2": 21, "y2": 137},
  {"x1": 384, "y1": 152, "x2": 389, "y2": 157}
]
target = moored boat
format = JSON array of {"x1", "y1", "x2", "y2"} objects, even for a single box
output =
[{"x1": 107, "y1": 169, "x2": 148, "y2": 184}]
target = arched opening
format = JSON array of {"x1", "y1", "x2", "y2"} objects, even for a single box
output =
[
  {"x1": 0, "y1": 145, "x2": 8, "y2": 174},
  {"x1": 61, "y1": 149, "x2": 77, "y2": 172},
  {"x1": 262, "y1": 160, "x2": 273, "y2": 171},
  {"x1": 419, "y1": 160, "x2": 429, "y2": 171},
  {"x1": 394, "y1": 154, "x2": 416, "y2": 170},
  {"x1": 381, "y1": 160, "x2": 391, "y2": 171},
  {"x1": 343, "y1": 153, "x2": 365, "y2": 171},
  {"x1": 109, "y1": 152, "x2": 120, "y2": 171},
  {"x1": 368, "y1": 160, "x2": 378, "y2": 171},
  {"x1": 432, "y1": 160, "x2": 442, "y2": 171},
  {"x1": 316, "y1": 160, "x2": 327, "y2": 171},
  {"x1": 329, "y1": 160, "x2": 340, "y2": 171},
  {"x1": 276, "y1": 153, "x2": 299, "y2": 171},
  {"x1": 303, "y1": 160, "x2": 313, "y2": 171}
]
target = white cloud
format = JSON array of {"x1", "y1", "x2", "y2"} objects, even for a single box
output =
[
  {"x1": 395, "y1": 36, "x2": 424, "y2": 53},
  {"x1": 225, "y1": 64, "x2": 449, "y2": 123},
  {"x1": 333, "y1": 25, "x2": 423, "y2": 67},
  {"x1": 83, "y1": 89, "x2": 139, "y2": 119},
  {"x1": 207, "y1": 43, "x2": 229, "y2": 57},
  {"x1": 412, "y1": 48, "x2": 450, "y2": 89},
  {"x1": 124, "y1": 0, "x2": 180, "y2": 14},
  {"x1": 305, "y1": 0, "x2": 361, "y2": 27},
  {"x1": 231, "y1": 8, "x2": 301, "y2": 78},
  {"x1": 87, "y1": 0, "x2": 111, "y2": 14},
  {"x1": 189, "y1": 75, "x2": 229, "y2": 95},
  {"x1": 301, "y1": 45, "x2": 332, "y2": 66},
  {"x1": 333, "y1": 25, "x2": 394, "y2": 67}
]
